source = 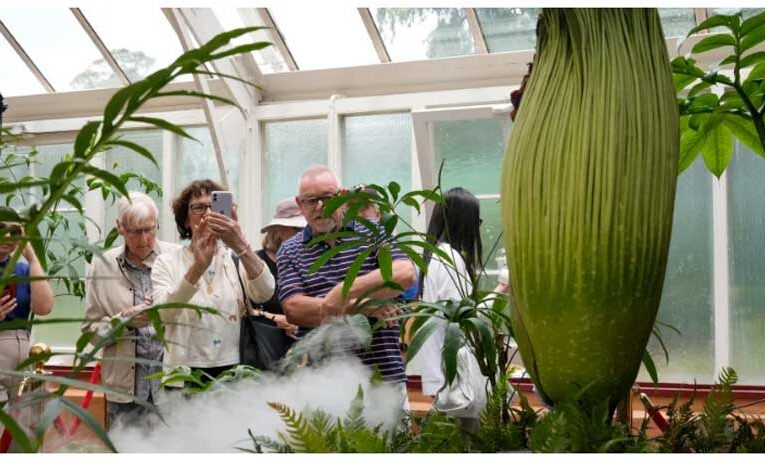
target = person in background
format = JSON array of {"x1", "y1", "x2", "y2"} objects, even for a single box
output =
[
  {"x1": 0, "y1": 220, "x2": 54, "y2": 404},
  {"x1": 152, "y1": 179, "x2": 274, "y2": 386},
  {"x1": 407, "y1": 187, "x2": 484, "y2": 398},
  {"x1": 278, "y1": 166, "x2": 417, "y2": 408},
  {"x1": 82, "y1": 192, "x2": 180, "y2": 428},
  {"x1": 250, "y1": 198, "x2": 305, "y2": 343}
]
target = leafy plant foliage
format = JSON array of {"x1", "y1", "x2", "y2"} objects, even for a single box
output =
[{"x1": 674, "y1": 10, "x2": 765, "y2": 176}]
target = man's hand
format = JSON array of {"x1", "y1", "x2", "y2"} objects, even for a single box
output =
[
  {"x1": 360, "y1": 303, "x2": 400, "y2": 328},
  {"x1": 120, "y1": 300, "x2": 151, "y2": 328},
  {"x1": 271, "y1": 313, "x2": 300, "y2": 340}
]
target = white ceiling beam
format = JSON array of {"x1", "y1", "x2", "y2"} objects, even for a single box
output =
[
  {"x1": 70, "y1": 8, "x2": 131, "y2": 86},
  {"x1": 465, "y1": 8, "x2": 489, "y2": 54},
  {"x1": 4, "y1": 80, "x2": 229, "y2": 124},
  {"x1": 255, "y1": 8, "x2": 298, "y2": 72},
  {"x1": 0, "y1": 19, "x2": 55, "y2": 93},
  {"x1": 166, "y1": 8, "x2": 231, "y2": 190},
  {"x1": 358, "y1": 8, "x2": 390, "y2": 63},
  {"x1": 172, "y1": 7, "x2": 264, "y2": 111}
]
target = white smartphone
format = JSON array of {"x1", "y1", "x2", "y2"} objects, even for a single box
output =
[{"x1": 211, "y1": 191, "x2": 233, "y2": 218}]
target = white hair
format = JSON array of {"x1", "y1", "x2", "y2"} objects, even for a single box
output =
[
  {"x1": 297, "y1": 165, "x2": 340, "y2": 191},
  {"x1": 117, "y1": 192, "x2": 158, "y2": 228}
]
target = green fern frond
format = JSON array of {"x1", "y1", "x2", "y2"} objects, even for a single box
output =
[
  {"x1": 343, "y1": 385, "x2": 367, "y2": 433},
  {"x1": 267, "y1": 402, "x2": 329, "y2": 453}
]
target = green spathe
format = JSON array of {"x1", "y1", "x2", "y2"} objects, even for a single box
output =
[{"x1": 501, "y1": 9, "x2": 679, "y2": 407}]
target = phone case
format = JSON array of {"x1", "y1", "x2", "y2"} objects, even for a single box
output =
[{"x1": 211, "y1": 191, "x2": 233, "y2": 218}]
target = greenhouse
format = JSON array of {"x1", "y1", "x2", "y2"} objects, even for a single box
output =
[{"x1": 1, "y1": 5, "x2": 764, "y2": 454}]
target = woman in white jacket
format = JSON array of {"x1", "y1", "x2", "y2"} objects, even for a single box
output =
[
  {"x1": 408, "y1": 187, "x2": 486, "y2": 420},
  {"x1": 152, "y1": 179, "x2": 274, "y2": 386}
]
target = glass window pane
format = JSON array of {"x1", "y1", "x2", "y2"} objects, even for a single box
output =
[
  {"x1": 658, "y1": 9, "x2": 697, "y2": 38},
  {"x1": 476, "y1": 8, "x2": 540, "y2": 53},
  {"x1": 103, "y1": 129, "x2": 164, "y2": 237},
  {"x1": 639, "y1": 160, "x2": 715, "y2": 383},
  {"x1": 263, "y1": 118, "x2": 327, "y2": 222},
  {"x1": 269, "y1": 6, "x2": 379, "y2": 70},
  {"x1": 372, "y1": 8, "x2": 475, "y2": 61},
  {"x1": 728, "y1": 143, "x2": 765, "y2": 384},
  {"x1": 0, "y1": 35, "x2": 46, "y2": 96},
  {"x1": 342, "y1": 113, "x2": 412, "y2": 194},
  {"x1": 478, "y1": 197, "x2": 502, "y2": 291},
  {"x1": 0, "y1": 8, "x2": 119, "y2": 91},
  {"x1": 433, "y1": 118, "x2": 508, "y2": 195},
  {"x1": 176, "y1": 127, "x2": 241, "y2": 210},
  {"x1": 80, "y1": 7, "x2": 189, "y2": 82},
  {"x1": 213, "y1": 8, "x2": 289, "y2": 74},
  {"x1": 31, "y1": 211, "x2": 87, "y2": 349}
]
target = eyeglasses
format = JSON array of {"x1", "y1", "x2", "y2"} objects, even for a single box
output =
[
  {"x1": 124, "y1": 226, "x2": 158, "y2": 237},
  {"x1": 189, "y1": 203, "x2": 212, "y2": 215},
  {"x1": 299, "y1": 194, "x2": 337, "y2": 209},
  {"x1": 0, "y1": 223, "x2": 22, "y2": 237}
]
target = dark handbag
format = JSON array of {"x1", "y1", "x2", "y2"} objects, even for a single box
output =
[
  {"x1": 232, "y1": 255, "x2": 294, "y2": 370},
  {"x1": 240, "y1": 314, "x2": 294, "y2": 370}
]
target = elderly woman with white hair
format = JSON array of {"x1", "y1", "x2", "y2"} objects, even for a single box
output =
[{"x1": 82, "y1": 191, "x2": 180, "y2": 428}]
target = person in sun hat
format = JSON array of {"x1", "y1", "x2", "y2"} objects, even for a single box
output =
[{"x1": 247, "y1": 198, "x2": 306, "y2": 344}]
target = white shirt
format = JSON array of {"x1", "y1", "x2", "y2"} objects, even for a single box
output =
[
  {"x1": 152, "y1": 243, "x2": 274, "y2": 369},
  {"x1": 407, "y1": 242, "x2": 473, "y2": 396}
]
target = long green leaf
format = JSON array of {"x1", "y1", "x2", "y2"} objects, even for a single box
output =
[
  {"x1": 105, "y1": 140, "x2": 159, "y2": 167},
  {"x1": 700, "y1": 119, "x2": 734, "y2": 177},
  {"x1": 342, "y1": 247, "x2": 374, "y2": 300},
  {"x1": 208, "y1": 42, "x2": 273, "y2": 61},
  {"x1": 442, "y1": 322, "x2": 462, "y2": 386},
  {"x1": 81, "y1": 165, "x2": 129, "y2": 199},
  {"x1": 407, "y1": 317, "x2": 441, "y2": 363},
  {"x1": 377, "y1": 246, "x2": 392, "y2": 283},
  {"x1": 57, "y1": 397, "x2": 117, "y2": 452},
  {"x1": 687, "y1": 15, "x2": 734, "y2": 36},
  {"x1": 741, "y1": 10, "x2": 765, "y2": 36},
  {"x1": 678, "y1": 115, "x2": 725, "y2": 173},
  {"x1": 723, "y1": 114, "x2": 765, "y2": 157},
  {"x1": 307, "y1": 241, "x2": 364, "y2": 274},
  {"x1": 741, "y1": 25, "x2": 765, "y2": 53},
  {"x1": 154, "y1": 90, "x2": 239, "y2": 110},
  {"x1": 73, "y1": 121, "x2": 100, "y2": 159},
  {"x1": 740, "y1": 51, "x2": 765, "y2": 69},
  {"x1": 642, "y1": 350, "x2": 659, "y2": 384},
  {"x1": 691, "y1": 34, "x2": 736, "y2": 54},
  {"x1": 127, "y1": 116, "x2": 196, "y2": 141},
  {"x1": 0, "y1": 406, "x2": 35, "y2": 452}
]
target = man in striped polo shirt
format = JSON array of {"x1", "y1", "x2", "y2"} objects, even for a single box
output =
[{"x1": 277, "y1": 165, "x2": 417, "y2": 406}]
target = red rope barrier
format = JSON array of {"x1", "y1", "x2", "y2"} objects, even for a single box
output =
[
  {"x1": 1, "y1": 363, "x2": 102, "y2": 452},
  {"x1": 67, "y1": 363, "x2": 101, "y2": 437}
]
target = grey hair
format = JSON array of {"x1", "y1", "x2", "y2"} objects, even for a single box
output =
[
  {"x1": 117, "y1": 192, "x2": 158, "y2": 228},
  {"x1": 297, "y1": 165, "x2": 340, "y2": 191}
]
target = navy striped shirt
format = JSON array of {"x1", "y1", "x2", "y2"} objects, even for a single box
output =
[{"x1": 277, "y1": 221, "x2": 408, "y2": 383}]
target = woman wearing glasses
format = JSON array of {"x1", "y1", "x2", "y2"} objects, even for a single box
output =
[
  {"x1": 152, "y1": 179, "x2": 274, "y2": 387},
  {"x1": 0, "y1": 220, "x2": 54, "y2": 405},
  {"x1": 82, "y1": 191, "x2": 179, "y2": 428}
]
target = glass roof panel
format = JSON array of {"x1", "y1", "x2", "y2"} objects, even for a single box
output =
[
  {"x1": 213, "y1": 8, "x2": 289, "y2": 74},
  {"x1": 0, "y1": 32, "x2": 46, "y2": 96},
  {"x1": 475, "y1": 8, "x2": 540, "y2": 53},
  {"x1": 0, "y1": 8, "x2": 119, "y2": 92},
  {"x1": 268, "y1": 6, "x2": 378, "y2": 70},
  {"x1": 80, "y1": 7, "x2": 190, "y2": 82},
  {"x1": 371, "y1": 8, "x2": 475, "y2": 61},
  {"x1": 658, "y1": 8, "x2": 697, "y2": 38}
]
